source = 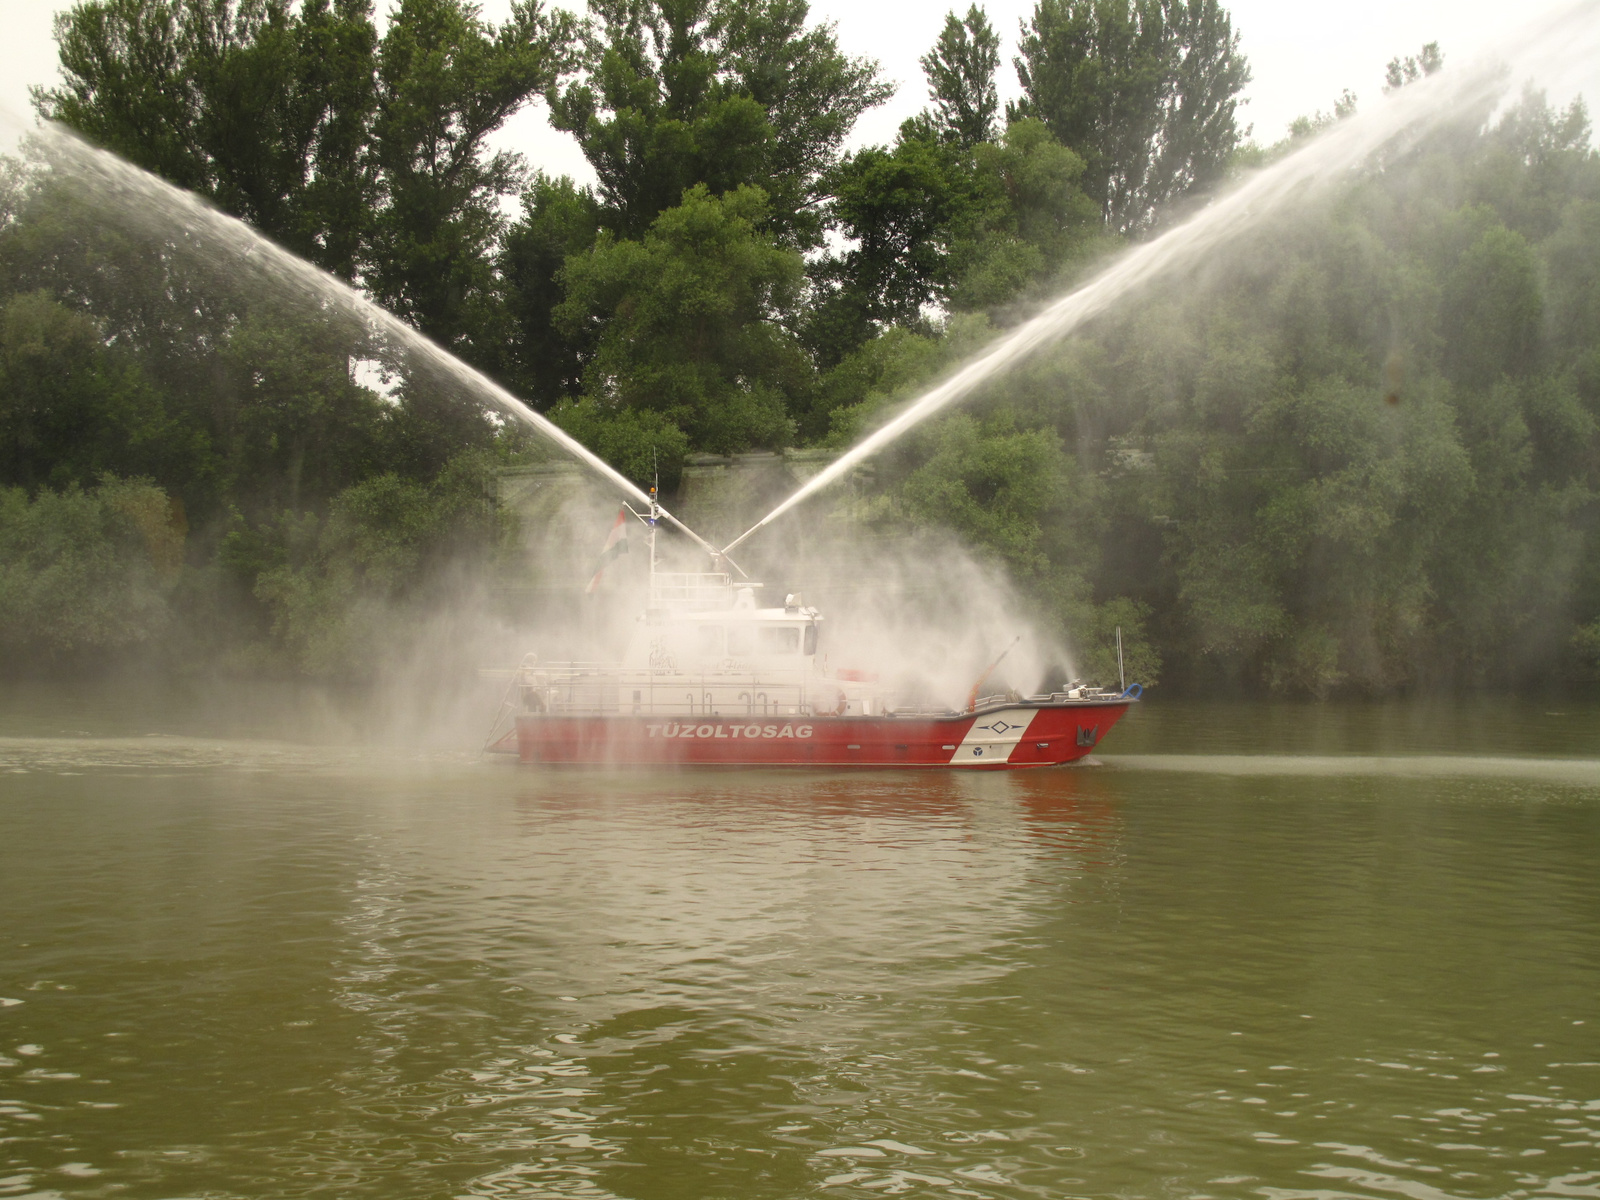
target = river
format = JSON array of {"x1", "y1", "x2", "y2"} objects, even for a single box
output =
[{"x1": 1, "y1": 685, "x2": 1597, "y2": 1199}]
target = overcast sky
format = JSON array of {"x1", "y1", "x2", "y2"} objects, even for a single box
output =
[{"x1": 2, "y1": 0, "x2": 1590, "y2": 182}]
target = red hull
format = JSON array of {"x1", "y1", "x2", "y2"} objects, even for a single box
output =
[{"x1": 514, "y1": 701, "x2": 1131, "y2": 769}]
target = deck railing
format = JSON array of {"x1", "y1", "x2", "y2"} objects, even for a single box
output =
[
  {"x1": 648, "y1": 572, "x2": 733, "y2": 611},
  {"x1": 518, "y1": 661, "x2": 813, "y2": 718}
]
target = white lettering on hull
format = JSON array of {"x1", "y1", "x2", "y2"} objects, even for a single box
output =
[{"x1": 647, "y1": 723, "x2": 813, "y2": 739}]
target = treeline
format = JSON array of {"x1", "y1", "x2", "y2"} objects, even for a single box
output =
[
  {"x1": 0, "y1": 0, "x2": 1596, "y2": 691},
  {"x1": 857, "y1": 86, "x2": 1600, "y2": 693}
]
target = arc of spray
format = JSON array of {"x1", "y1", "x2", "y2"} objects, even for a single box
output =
[
  {"x1": 35, "y1": 124, "x2": 722, "y2": 559},
  {"x1": 722, "y1": 0, "x2": 1600, "y2": 558}
]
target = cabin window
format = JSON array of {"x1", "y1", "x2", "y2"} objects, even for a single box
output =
[
  {"x1": 695, "y1": 625, "x2": 724, "y2": 657},
  {"x1": 803, "y1": 624, "x2": 817, "y2": 655},
  {"x1": 758, "y1": 626, "x2": 801, "y2": 654},
  {"x1": 726, "y1": 626, "x2": 754, "y2": 656}
]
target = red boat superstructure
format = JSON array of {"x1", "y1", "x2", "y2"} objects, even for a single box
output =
[{"x1": 500, "y1": 564, "x2": 1137, "y2": 770}]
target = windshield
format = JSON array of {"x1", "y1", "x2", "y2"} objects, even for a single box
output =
[{"x1": 758, "y1": 626, "x2": 800, "y2": 654}]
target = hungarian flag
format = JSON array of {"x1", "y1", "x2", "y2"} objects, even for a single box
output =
[{"x1": 585, "y1": 506, "x2": 630, "y2": 594}]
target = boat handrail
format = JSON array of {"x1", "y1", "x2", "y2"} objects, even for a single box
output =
[
  {"x1": 648, "y1": 571, "x2": 735, "y2": 610},
  {"x1": 519, "y1": 668, "x2": 814, "y2": 718}
]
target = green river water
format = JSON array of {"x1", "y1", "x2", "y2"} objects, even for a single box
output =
[{"x1": 1, "y1": 687, "x2": 1597, "y2": 1200}]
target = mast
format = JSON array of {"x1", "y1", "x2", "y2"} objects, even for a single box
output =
[{"x1": 649, "y1": 457, "x2": 659, "y2": 588}]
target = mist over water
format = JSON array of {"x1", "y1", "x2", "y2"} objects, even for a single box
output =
[{"x1": 13, "y1": 115, "x2": 1093, "y2": 698}]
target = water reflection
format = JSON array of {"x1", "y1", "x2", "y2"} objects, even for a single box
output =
[
  {"x1": 0, "y1": 730, "x2": 1596, "y2": 1199},
  {"x1": 304, "y1": 769, "x2": 1114, "y2": 1197}
]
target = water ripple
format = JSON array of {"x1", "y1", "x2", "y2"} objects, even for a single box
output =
[{"x1": 0, "y1": 741, "x2": 1596, "y2": 1197}]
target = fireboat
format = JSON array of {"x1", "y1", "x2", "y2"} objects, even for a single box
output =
[{"x1": 487, "y1": 491, "x2": 1139, "y2": 769}]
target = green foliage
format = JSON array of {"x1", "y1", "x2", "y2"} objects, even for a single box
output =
[
  {"x1": 367, "y1": 0, "x2": 577, "y2": 350},
  {"x1": 921, "y1": 6, "x2": 1001, "y2": 148},
  {"x1": 1384, "y1": 41, "x2": 1442, "y2": 94},
  {"x1": 39, "y1": 0, "x2": 379, "y2": 276},
  {"x1": 1544, "y1": 197, "x2": 1600, "y2": 375},
  {"x1": 888, "y1": 412, "x2": 1068, "y2": 576},
  {"x1": 499, "y1": 174, "x2": 604, "y2": 408},
  {"x1": 250, "y1": 457, "x2": 495, "y2": 676},
  {"x1": 0, "y1": 139, "x2": 511, "y2": 529},
  {"x1": 0, "y1": 290, "x2": 212, "y2": 497},
  {"x1": 1286, "y1": 89, "x2": 1357, "y2": 142},
  {"x1": 1158, "y1": 376, "x2": 1473, "y2": 693},
  {"x1": 549, "y1": 0, "x2": 888, "y2": 248},
  {"x1": 1013, "y1": 0, "x2": 1250, "y2": 232},
  {"x1": 814, "y1": 134, "x2": 964, "y2": 349},
  {"x1": 1440, "y1": 222, "x2": 1542, "y2": 388},
  {"x1": 0, "y1": 477, "x2": 182, "y2": 662},
  {"x1": 815, "y1": 323, "x2": 960, "y2": 443},
  {"x1": 950, "y1": 118, "x2": 1101, "y2": 309},
  {"x1": 814, "y1": 117, "x2": 1098, "y2": 363},
  {"x1": 809, "y1": 80, "x2": 1598, "y2": 697},
  {"x1": 219, "y1": 304, "x2": 390, "y2": 511},
  {"x1": 556, "y1": 183, "x2": 806, "y2": 455},
  {"x1": 10, "y1": 3, "x2": 1600, "y2": 696},
  {"x1": 548, "y1": 396, "x2": 692, "y2": 485},
  {"x1": 1070, "y1": 595, "x2": 1160, "y2": 688},
  {"x1": 41, "y1": 0, "x2": 576, "y2": 355}
]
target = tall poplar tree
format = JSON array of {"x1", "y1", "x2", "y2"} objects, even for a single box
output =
[
  {"x1": 547, "y1": 0, "x2": 888, "y2": 247},
  {"x1": 921, "y1": 6, "x2": 1001, "y2": 148},
  {"x1": 1013, "y1": 0, "x2": 1248, "y2": 233}
]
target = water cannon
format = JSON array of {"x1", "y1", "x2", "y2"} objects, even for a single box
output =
[{"x1": 708, "y1": 547, "x2": 751, "y2": 581}]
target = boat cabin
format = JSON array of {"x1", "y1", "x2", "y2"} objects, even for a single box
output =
[{"x1": 520, "y1": 573, "x2": 888, "y2": 720}]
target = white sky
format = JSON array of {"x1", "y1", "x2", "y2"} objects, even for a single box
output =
[{"x1": 1, "y1": 0, "x2": 1590, "y2": 184}]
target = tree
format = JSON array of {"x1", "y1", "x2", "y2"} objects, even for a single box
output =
[
  {"x1": 1383, "y1": 41, "x2": 1442, "y2": 93},
  {"x1": 0, "y1": 477, "x2": 182, "y2": 661},
  {"x1": 40, "y1": 0, "x2": 577, "y2": 346},
  {"x1": 949, "y1": 117, "x2": 1098, "y2": 310},
  {"x1": 892, "y1": 412, "x2": 1068, "y2": 576},
  {"x1": 1148, "y1": 0, "x2": 1250, "y2": 208},
  {"x1": 498, "y1": 173, "x2": 604, "y2": 409},
  {"x1": 1013, "y1": 0, "x2": 1249, "y2": 232},
  {"x1": 1286, "y1": 88, "x2": 1356, "y2": 141},
  {"x1": 39, "y1": 0, "x2": 379, "y2": 277},
  {"x1": 0, "y1": 290, "x2": 213, "y2": 502},
  {"x1": 1440, "y1": 223, "x2": 1543, "y2": 391},
  {"x1": 807, "y1": 4, "x2": 1098, "y2": 366},
  {"x1": 37, "y1": 0, "x2": 578, "y2": 499},
  {"x1": 813, "y1": 133, "x2": 964, "y2": 354},
  {"x1": 548, "y1": 0, "x2": 888, "y2": 247},
  {"x1": 365, "y1": 0, "x2": 577, "y2": 352},
  {"x1": 554, "y1": 184, "x2": 807, "y2": 462},
  {"x1": 218, "y1": 304, "x2": 390, "y2": 512},
  {"x1": 251, "y1": 463, "x2": 492, "y2": 676},
  {"x1": 921, "y1": 6, "x2": 1001, "y2": 148},
  {"x1": 812, "y1": 116, "x2": 1095, "y2": 362}
]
